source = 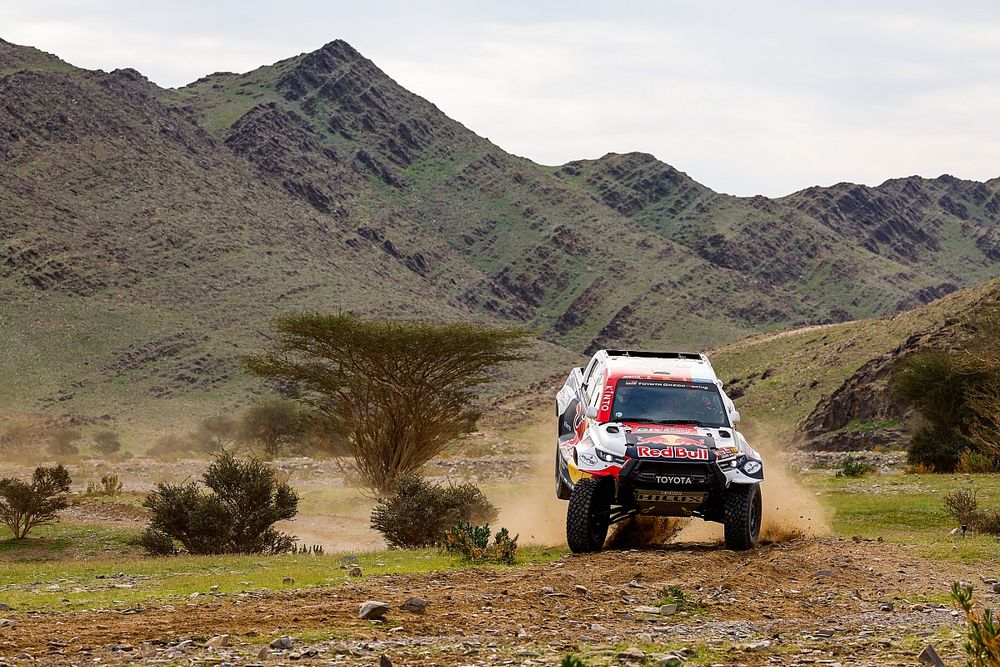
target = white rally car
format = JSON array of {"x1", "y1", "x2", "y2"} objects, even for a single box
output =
[{"x1": 555, "y1": 350, "x2": 764, "y2": 552}]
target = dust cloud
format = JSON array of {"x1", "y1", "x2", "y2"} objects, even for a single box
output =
[
  {"x1": 495, "y1": 414, "x2": 829, "y2": 547},
  {"x1": 493, "y1": 418, "x2": 569, "y2": 545},
  {"x1": 676, "y1": 421, "x2": 831, "y2": 544}
]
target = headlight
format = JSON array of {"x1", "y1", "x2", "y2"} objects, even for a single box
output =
[{"x1": 596, "y1": 449, "x2": 626, "y2": 465}]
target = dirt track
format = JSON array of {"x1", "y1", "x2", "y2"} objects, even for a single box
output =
[{"x1": 0, "y1": 537, "x2": 987, "y2": 666}]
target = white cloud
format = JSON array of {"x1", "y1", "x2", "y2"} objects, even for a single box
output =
[{"x1": 2, "y1": 1, "x2": 1000, "y2": 195}]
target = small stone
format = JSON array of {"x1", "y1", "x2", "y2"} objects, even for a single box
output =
[
  {"x1": 380, "y1": 654, "x2": 392, "y2": 667},
  {"x1": 574, "y1": 585, "x2": 589, "y2": 594},
  {"x1": 619, "y1": 647, "x2": 646, "y2": 662},
  {"x1": 0, "y1": 603, "x2": 10, "y2": 611},
  {"x1": 176, "y1": 639, "x2": 195, "y2": 650},
  {"x1": 349, "y1": 566, "x2": 363, "y2": 577},
  {"x1": 917, "y1": 644, "x2": 946, "y2": 667},
  {"x1": 269, "y1": 636, "x2": 293, "y2": 650},
  {"x1": 540, "y1": 586, "x2": 555, "y2": 594},
  {"x1": 257, "y1": 646, "x2": 270, "y2": 660},
  {"x1": 360, "y1": 600, "x2": 390, "y2": 620},
  {"x1": 993, "y1": 583, "x2": 1000, "y2": 594},
  {"x1": 659, "y1": 603, "x2": 678, "y2": 614},
  {"x1": 628, "y1": 580, "x2": 645, "y2": 589},
  {"x1": 401, "y1": 597, "x2": 428, "y2": 614},
  {"x1": 812, "y1": 569, "x2": 834, "y2": 577},
  {"x1": 658, "y1": 656, "x2": 684, "y2": 667},
  {"x1": 591, "y1": 622, "x2": 608, "y2": 632},
  {"x1": 282, "y1": 577, "x2": 294, "y2": 585},
  {"x1": 0, "y1": 619, "x2": 10, "y2": 628},
  {"x1": 744, "y1": 640, "x2": 771, "y2": 650},
  {"x1": 880, "y1": 602, "x2": 894, "y2": 612},
  {"x1": 210, "y1": 585, "x2": 220, "y2": 592},
  {"x1": 634, "y1": 605, "x2": 662, "y2": 615},
  {"x1": 206, "y1": 635, "x2": 230, "y2": 648}
]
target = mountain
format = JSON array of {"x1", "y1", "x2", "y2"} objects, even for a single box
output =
[
  {"x1": 711, "y1": 277, "x2": 1000, "y2": 448},
  {"x1": 1, "y1": 37, "x2": 999, "y2": 431}
]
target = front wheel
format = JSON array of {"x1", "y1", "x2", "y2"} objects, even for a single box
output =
[
  {"x1": 566, "y1": 477, "x2": 612, "y2": 553},
  {"x1": 723, "y1": 483, "x2": 762, "y2": 550}
]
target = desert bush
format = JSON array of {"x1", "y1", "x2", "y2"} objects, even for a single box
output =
[
  {"x1": 47, "y1": 428, "x2": 82, "y2": 457},
  {"x1": 944, "y1": 489, "x2": 980, "y2": 528},
  {"x1": 245, "y1": 314, "x2": 529, "y2": 494},
  {"x1": 369, "y1": 474, "x2": 497, "y2": 548},
  {"x1": 893, "y1": 306, "x2": 1000, "y2": 472},
  {"x1": 190, "y1": 415, "x2": 239, "y2": 453},
  {"x1": 560, "y1": 656, "x2": 588, "y2": 667},
  {"x1": 956, "y1": 449, "x2": 1000, "y2": 474},
  {"x1": 138, "y1": 451, "x2": 298, "y2": 555},
  {"x1": 86, "y1": 474, "x2": 123, "y2": 496},
  {"x1": 951, "y1": 582, "x2": 1000, "y2": 666},
  {"x1": 942, "y1": 489, "x2": 1000, "y2": 536},
  {"x1": 239, "y1": 399, "x2": 303, "y2": 459},
  {"x1": 0, "y1": 425, "x2": 33, "y2": 457},
  {"x1": 656, "y1": 584, "x2": 703, "y2": 614},
  {"x1": 92, "y1": 430, "x2": 122, "y2": 456},
  {"x1": 835, "y1": 455, "x2": 876, "y2": 478},
  {"x1": 0, "y1": 465, "x2": 72, "y2": 539},
  {"x1": 146, "y1": 433, "x2": 196, "y2": 459},
  {"x1": 443, "y1": 522, "x2": 518, "y2": 564}
]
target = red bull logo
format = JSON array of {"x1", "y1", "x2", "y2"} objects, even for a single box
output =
[{"x1": 636, "y1": 446, "x2": 709, "y2": 460}]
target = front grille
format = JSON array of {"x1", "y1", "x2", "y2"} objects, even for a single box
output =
[{"x1": 624, "y1": 461, "x2": 715, "y2": 489}]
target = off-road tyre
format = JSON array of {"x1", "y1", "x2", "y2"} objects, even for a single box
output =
[
  {"x1": 566, "y1": 477, "x2": 612, "y2": 553},
  {"x1": 723, "y1": 483, "x2": 762, "y2": 551}
]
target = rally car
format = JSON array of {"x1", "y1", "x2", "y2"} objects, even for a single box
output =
[{"x1": 555, "y1": 349, "x2": 763, "y2": 552}]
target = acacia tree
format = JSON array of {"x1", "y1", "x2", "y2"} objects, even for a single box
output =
[
  {"x1": 239, "y1": 399, "x2": 303, "y2": 459},
  {"x1": 245, "y1": 314, "x2": 529, "y2": 494}
]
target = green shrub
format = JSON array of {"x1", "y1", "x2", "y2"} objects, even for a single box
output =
[
  {"x1": 656, "y1": 584, "x2": 700, "y2": 613},
  {"x1": 443, "y1": 522, "x2": 518, "y2": 564},
  {"x1": 0, "y1": 465, "x2": 72, "y2": 539},
  {"x1": 560, "y1": 656, "x2": 588, "y2": 667},
  {"x1": 86, "y1": 473, "x2": 123, "y2": 496},
  {"x1": 956, "y1": 449, "x2": 1000, "y2": 473},
  {"x1": 47, "y1": 428, "x2": 81, "y2": 457},
  {"x1": 952, "y1": 582, "x2": 1000, "y2": 665},
  {"x1": 370, "y1": 474, "x2": 497, "y2": 548},
  {"x1": 835, "y1": 455, "x2": 875, "y2": 478},
  {"x1": 239, "y1": 399, "x2": 303, "y2": 459},
  {"x1": 138, "y1": 451, "x2": 298, "y2": 555},
  {"x1": 942, "y1": 489, "x2": 1000, "y2": 536}
]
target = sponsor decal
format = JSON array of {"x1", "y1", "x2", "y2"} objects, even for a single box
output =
[
  {"x1": 636, "y1": 446, "x2": 709, "y2": 461},
  {"x1": 743, "y1": 460, "x2": 762, "y2": 474},
  {"x1": 655, "y1": 475, "x2": 694, "y2": 484},
  {"x1": 580, "y1": 452, "x2": 598, "y2": 466}
]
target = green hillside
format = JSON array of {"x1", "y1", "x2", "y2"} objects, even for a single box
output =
[{"x1": 2, "y1": 36, "x2": 1000, "y2": 433}]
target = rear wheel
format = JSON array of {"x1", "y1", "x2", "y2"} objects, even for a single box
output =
[
  {"x1": 723, "y1": 483, "x2": 762, "y2": 550},
  {"x1": 566, "y1": 477, "x2": 612, "y2": 553}
]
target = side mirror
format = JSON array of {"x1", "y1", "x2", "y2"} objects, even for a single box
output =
[
  {"x1": 729, "y1": 410, "x2": 741, "y2": 424},
  {"x1": 585, "y1": 405, "x2": 598, "y2": 419}
]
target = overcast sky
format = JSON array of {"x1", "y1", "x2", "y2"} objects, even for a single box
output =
[{"x1": 4, "y1": 1, "x2": 1000, "y2": 196}]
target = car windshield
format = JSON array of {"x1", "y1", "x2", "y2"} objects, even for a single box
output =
[{"x1": 610, "y1": 379, "x2": 729, "y2": 428}]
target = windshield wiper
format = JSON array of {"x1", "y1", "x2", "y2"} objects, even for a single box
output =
[
  {"x1": 648, "y1": 419, "x2": 707, "y2": 426},
  {"x1": 617, "y1": 418, "x2": 707, "y2": 427}
]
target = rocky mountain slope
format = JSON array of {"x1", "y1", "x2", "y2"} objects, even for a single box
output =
[
  {"x1": 2, "y1": 37, "x2": 999, "y2": 428},
  {"x1": 712, "y1": 277, "x2": 1000, "y2": 449}
]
